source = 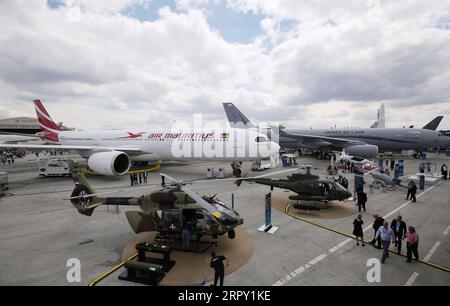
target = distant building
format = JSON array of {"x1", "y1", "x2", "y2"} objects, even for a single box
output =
[{"x1": 0, "y1": 117, "x2": 73, "y2": 134}]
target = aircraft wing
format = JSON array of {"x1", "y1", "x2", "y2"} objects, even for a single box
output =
[
  {"x1": 281, "y1": 130, "x2": 363, "y2": 148},
  {"x1": 0, "y1": 144, "x2": 143, "y2": 154},
  {"x1": 0, "y1": 135, "x2": 41, "y2": 144},
  {"x1": 0, "y1": 132, "x2": 42, "y2": 143}
]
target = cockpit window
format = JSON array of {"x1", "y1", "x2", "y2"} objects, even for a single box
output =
[{"x1": 255, "y1": 136, "x2": 267, "y2": 143}]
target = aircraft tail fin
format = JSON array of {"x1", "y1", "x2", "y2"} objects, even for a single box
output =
[
  {"x1": 422, "y1": 116, "x2": 444, "y2": 131},
  {"x1": 223, "y1": 102, "x2": 255, "y2": 128},
  {"x1": 33, "y1": 99, "x2": 62, "y2": 143},
  {"x1": 70, "y1": 173, "x2": 102, "y2": 216}
]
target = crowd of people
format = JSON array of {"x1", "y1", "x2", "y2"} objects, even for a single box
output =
[
  {"x1": 129, "y1": 171, "x2": 149, "y2": 186},
  {"x1": 1, "y1": 150, "x2": 24, "y2": 166},
  {"x1": 353, "y1": 214, "x2": 420, "y2": 264}
]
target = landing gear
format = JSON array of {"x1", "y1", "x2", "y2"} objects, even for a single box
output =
[
  {"x1": 314, "y1": 152, "x2": 332, "y2": 160},
  {"x1": 231, "y1": 162, "x2": 242, "y2": 177},
  {"x1": 227, "y1": 229, "x2": 236, "y2": 239}
]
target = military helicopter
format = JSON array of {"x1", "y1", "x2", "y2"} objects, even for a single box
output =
[
  {"x1": 236, "y1": 166, "x2": 352, "y2": 203},
  {"x1": 68, "y1": 173, "x2": 243, "y2": 240}
]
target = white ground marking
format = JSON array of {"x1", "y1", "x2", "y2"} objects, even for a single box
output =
[
  {"x1": 404, "y1": 272, "x2": 419, "y2": 286},
  {"x1": 272, "y1": 181, "x2": 444, "y2": 286},
  {"x1": 424, "y1": 241, "x2": 441, "y2": 262},
  {"x1": 443, "y1": 225, "x2": 450, "y2": 236}
]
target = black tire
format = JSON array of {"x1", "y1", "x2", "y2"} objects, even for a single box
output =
[{"x1": 228, "y1": 230, "x2": 236, "y2": 239}]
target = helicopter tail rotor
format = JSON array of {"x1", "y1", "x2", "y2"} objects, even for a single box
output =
[{"x1": 70, "y1": 173, "x2": 102, "y2": 216}]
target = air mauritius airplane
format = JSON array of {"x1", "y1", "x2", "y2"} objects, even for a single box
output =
[{"x1": 0, "y1": 100, "x2": 280, "y2": 176}]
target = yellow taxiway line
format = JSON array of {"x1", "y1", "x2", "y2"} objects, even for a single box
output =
[{"x1": 88, "y1": 252, "x2": 138, "y2": 287}]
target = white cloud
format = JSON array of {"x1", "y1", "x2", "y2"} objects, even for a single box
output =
[{"x1": 0, "y1": 0, "x2": 450, "y2": 131}]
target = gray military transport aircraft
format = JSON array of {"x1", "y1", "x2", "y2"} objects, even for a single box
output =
[{"x1": 223, "y1": 103, "x2": 450, "y2": 159}]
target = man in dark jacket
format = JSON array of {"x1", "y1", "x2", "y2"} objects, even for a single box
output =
[
  {"x1": 390, "y1": 215, "x2": 407, "y2": 254},
  {"x1": 409, "y1": 181, "x2": 417, "y2": 202},
  {"x1": 357, "y1": 191, "x2": 367, "y2": 212},
  {"x1": 370, "y1": 214, "x2": 384, "y2": 249},
  {"x1": 210, "y1": 253, "x2": 229, "y2": 286}
]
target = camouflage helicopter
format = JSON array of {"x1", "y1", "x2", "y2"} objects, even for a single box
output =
[
  {"x1": 68, "y1": 173, "x2": 243, "y2": 240},
  {"x1": 236, "y1": 166, "x2": 352, "y2": 203}
]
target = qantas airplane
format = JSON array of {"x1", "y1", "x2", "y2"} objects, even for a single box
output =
[{"x1": 0, "y1": 100, "x2": 280, "y2": 176}]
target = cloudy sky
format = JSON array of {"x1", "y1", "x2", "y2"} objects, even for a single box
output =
[{"x1": 1, "y1": 0, "x2": 450, "y2": 130}]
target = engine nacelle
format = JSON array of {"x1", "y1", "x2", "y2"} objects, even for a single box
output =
[
  {"x1": 87, "y1": 151, "x2": 131, "y2": 176},
  {"x1": 345, "y1": 144, "x2": 378, "y2": 158}
]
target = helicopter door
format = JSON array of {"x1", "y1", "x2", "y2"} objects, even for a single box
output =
[
  {"x1": 161, "y1": 209, "x2": 182, "y2": 232},
  {"x1": 326, "y1": 183, "x2": 338, "y2": 199}
]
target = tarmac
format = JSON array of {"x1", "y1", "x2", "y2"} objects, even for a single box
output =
[{"x1": 0, "y1": 152, "x2": 449, "y2": 286}]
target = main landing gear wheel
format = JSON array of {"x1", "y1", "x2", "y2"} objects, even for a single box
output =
[{"x1": 228, "y1": 230, "x2": 236, "y2": 239}]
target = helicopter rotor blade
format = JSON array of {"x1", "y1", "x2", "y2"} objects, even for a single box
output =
[
  {"x1": 185, "y1": 168, "x2": 301, "y2": 184},
  {"x1": 159, "y1": 173, "x2": 221, "y2": 216},
  {"x1": 180, "y1": 185, "x2": 219, "y2": 215},
  {"x1": 65, "y1": 182, "x2": 164, "y2": 200}
]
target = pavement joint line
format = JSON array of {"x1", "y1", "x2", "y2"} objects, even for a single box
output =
[
  {"x1": 278, "y1": 181, "x2": 449, "y2": 286},
  {"x1": 424, "y1": 241, "x2": 441, "y2": 262},
  {"x1": 404, "y1": 272, "x2": 419, "y2": 286}
]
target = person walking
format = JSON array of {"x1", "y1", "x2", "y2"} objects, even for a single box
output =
[
  {"x1": 441, "y1": 164, "x2": 448, "y2": 180},
  {"x1": 143, "y1": 171, "x2": 148, "y2": 183},
  {"x1": 210, "y1": 253, "x2": 229, "y2": 286},
  {"x1": 419, "y1": 163, "x2": 425, "y2": 173},
  {"x1": 130, "y1": 173, "x2": 134, "y2": 186},
  {"x1": 409, "y1": 181, "x2": 417, "y2": 202},
  {"x1": 406, "y1": 181, "x2": 413, "y2": 200},
  {"x1": 375, "y1": 222, "x2": 395, "y2": 263},
  {"x1": 353, "y1": 214, "x2": 365, "y2": 246},
  {"x1": 370, "y1": 214, "x2": 384, "y2": 249},
  {"x1": 133, "y1": 173, "x2": 138, "y2": 185},
  {"x1": 357, "y1": 191, "x2": 367, "y2": 212},
  {"x1": 390, "y1": 216, "x2": 407, "y2": 254},
  {"x1": 405, "y1": 226, "x2": 419, "y2": 262}
]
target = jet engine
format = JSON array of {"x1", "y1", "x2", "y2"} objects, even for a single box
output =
[
  {"x1": 344, "y1": 144, "x2": 378, "y2": 158},
  {"x1": 87, "y1": 151, "x2": 131, "y2": 176}
]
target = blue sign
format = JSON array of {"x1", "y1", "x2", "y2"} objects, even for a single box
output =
[
  {"x1": 398, "y1": 160, "x2": 404, "y2": 176},
  {"x1": 394, "y1": 164, "x2": 400, "y2": 179},
  {"x1": 419, "y1": 175, "x2": 425, "y2": 190},
  {"x1": 265, "y1": 193, "x2": 272, "y2": 227},
  {"x1": 354, "y1": 172, "x2": 365, "y2": 193}
]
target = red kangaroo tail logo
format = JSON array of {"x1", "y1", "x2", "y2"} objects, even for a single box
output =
[
  {"x1": 121, "y1": 132, "x2": 146, "y2": 139},
  {"x1": 33, "y1": 99, "x2": 62, "y2": 143}
]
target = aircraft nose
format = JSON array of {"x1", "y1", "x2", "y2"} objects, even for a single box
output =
[{"x1": 269, "y1": 141, "x2": 280, "y2": 155}]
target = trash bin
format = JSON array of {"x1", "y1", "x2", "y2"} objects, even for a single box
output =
[{"x1": 281, "y1": 156, "x2": 289, "y2": 167}]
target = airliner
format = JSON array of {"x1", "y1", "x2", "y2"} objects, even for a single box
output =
[
  {"x1": 223, "y1": 103, "x2": 450, "y2": 158},
  {"x1": 0, "y1": 100, "x2": 280, "y2": 176}
]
